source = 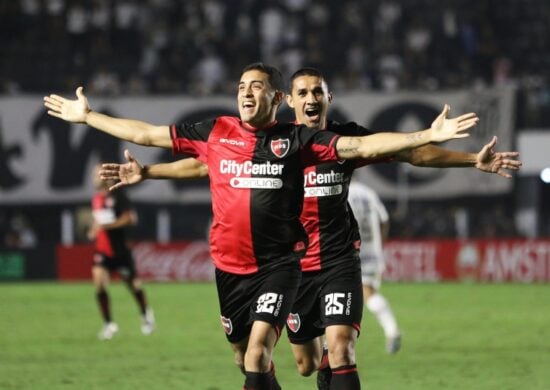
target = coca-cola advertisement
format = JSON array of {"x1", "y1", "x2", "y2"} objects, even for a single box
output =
[
  {"x1": 56, "y1": 238, "x2": 550, "y2": 282},
  {"x1": 57, "y1": 241, "x2": 214, "y2": 281}
]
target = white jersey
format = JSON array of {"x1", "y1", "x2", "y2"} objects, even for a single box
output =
[{"x1": 348, "y1": 181, "x2": 389, "y2": 265}]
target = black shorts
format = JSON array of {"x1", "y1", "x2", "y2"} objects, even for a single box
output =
[
  {"x1": 286, "y1": 259, "x2": 363, "y2": 344},
  {"x1": 215, "y1": 260, "x2": 302, "y2": 344},
  {"x1": 93, "y1": 251, "x2": 136, "y2": 280}
]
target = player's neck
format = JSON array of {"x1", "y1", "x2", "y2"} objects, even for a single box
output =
[
  {"x1": 242, "y1": 119, "x2": 277, "y2": 131},
  {"x1": 295, "y1": 118, "x2": 328, "y2": 130}
]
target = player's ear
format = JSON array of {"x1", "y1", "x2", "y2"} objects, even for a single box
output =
[
  {"x1": 328, "y1": 92, "x2": 333, "y2": 104},
  {"x1": 272, "y1": 91, "x2": 284, "y2": 107},
  {"x1": 286, "y1": 93, "x2": 295, "y2": 108}
]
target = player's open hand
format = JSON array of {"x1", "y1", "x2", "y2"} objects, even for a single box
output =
[
  {"x1": 429, "y1": 104, "x2": 479, "y2": 143},
  {"x1": 43, "y1": 86, "x2": 91, "y2": 123},
  {"x1": 100, "y1": 149, "x2": 145, "y2": 191},
  {"x1": 476, "y1": 136, "x2": 522, "y2": 178}
]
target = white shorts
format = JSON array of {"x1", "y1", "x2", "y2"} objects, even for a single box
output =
[{"x1": 360, "y1": 255, "x2": 385, "y2": 290}]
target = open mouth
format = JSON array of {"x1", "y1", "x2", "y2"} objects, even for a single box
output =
[
  {"x1": 242, "y1": 101, "x2": 255, "y2": 113},
  {"x1": 305, "y1": 107, "x2": 320, "y2": 120}
]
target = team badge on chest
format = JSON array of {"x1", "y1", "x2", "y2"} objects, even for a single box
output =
[{"x1": 271, "y1": 138, "x2": 290, "y2": 158}]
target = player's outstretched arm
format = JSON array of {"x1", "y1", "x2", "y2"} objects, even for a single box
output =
[
  {"x1": 336, "y1": 104, "x2": 479, "y2": 160},
  {"x1": 100, "y1": 149, "x2": 208, "y2": 191},
  {"x1": 43, "y1": 87, "x2": 172, "y2": 148},
  {"x1": 395, "y1": 136, "x2": 521, "y2": 178}
]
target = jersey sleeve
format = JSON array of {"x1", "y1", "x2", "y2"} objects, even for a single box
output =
[
  {"x1": 298, "y1": 127, "x2": 341, "y2": 166},
  {"x1": 170, "y1": 119, "x2": 215, "y2": 162}
]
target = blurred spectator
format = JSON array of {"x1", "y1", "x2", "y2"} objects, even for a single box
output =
[
  {"x1": 2, "y1": 213, "x2": 37, "y2": 249},
  {"x1": 1, "y1": 0, "x2": 549, "y2": 103}
]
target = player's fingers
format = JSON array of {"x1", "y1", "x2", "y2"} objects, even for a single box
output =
[
  {"x1": 124, "y1": 149, "x2": 135, "y2": 163},
  {"x1": 49, "y1": 94, "x2": 66, "y2": 104},
  {"x1": 109, "y1": 182, "x2": 125, "y2": 192},
  {"x1": 43, "y1": 96, "x2": 58, "y2": 105},
  {"x1": 437, "y1": 104, "x2": 450, "y2": 120},
  {"x1": 99, "y1": 170, "x2": 119, "y2": 179},
  {"x1": 43, "y1": 96, "x2": 62, "y2": 107},
  {"x1": 499, "y1": 152, "x2": 520, "y2": 158},
  {"x1": 46, "y1": 110, "x2": 63, "y2": 118},
  {"x1": 43, "y1": 101, "x2": 60, "y2": 111},
  {"x1": 497, "y1": 170, "x2": 512, "y2": 179},
  {"x1": 488, "y1": 135, "x2": 498, "y2": 148},
  {"x1": 453, "y1": 133, "x2": 470, "y2": 139},
  {"x1": 457, "y1": 120, "x2": 478, "y2": 131},
  {"x1": 76, "y1": 86, "x2": 85, "y2": 99},
  {"x1": 101, "y1": 163, "x2": 122, "y2": 170},
  {"x1": 503, "y1": 160, "x2": 522, "y2": 169},
  {"x1": 456, "y1": 112, "x2": 478, "y2": 121}
]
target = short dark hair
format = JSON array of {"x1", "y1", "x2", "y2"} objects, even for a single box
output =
[
  {"x1": 242, "y1": 62, "x2": 284, "y2": 92},
  {"x1": 289, "y1": 67, "x2": 325, "y2": 92}
]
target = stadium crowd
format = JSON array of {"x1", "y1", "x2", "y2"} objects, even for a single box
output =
[
  {"x1": 0, "y1": 0, "x2": 548, "y2": 119},
  {"x1": 1, "y1": 0, "x2": 548, "y2": 246}
]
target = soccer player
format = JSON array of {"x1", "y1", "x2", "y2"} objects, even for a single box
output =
[
  {"x1": 98, "y1": 67, "x2": 520, "y2": 390},
  {"x1": 282, "y1": 68, "x2": 521, "y2": 389},
  {"x1": 44, "y1": 62, "x2": 478, "y2": 390},
  {"x1": 88, "y1": 164, "x2": 155, "y2": 340},
  {"x1": 347, "y1": 179, "x2": 400, "y2": 354}
]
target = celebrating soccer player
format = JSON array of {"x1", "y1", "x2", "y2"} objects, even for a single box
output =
[{"x1": 44, "y1": 62, "x2": 480, "y2": 390}]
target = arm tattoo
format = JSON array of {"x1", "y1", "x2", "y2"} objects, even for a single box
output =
[
  {"x1": 406, "y1": 133, "x2": 424, "y2": 143},
  {"x1": 338, "y1": 138, "x2": 360, "y2": 156}
]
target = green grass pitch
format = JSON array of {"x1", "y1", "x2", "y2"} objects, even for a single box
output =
[{"x1": 1, "y1": 282, "x2": 549, "y2": 389}]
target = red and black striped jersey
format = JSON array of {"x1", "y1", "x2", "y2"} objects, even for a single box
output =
[
  {"x1": 300, "y1": 121, "x2": 390, "y2": 271},
  {"x1": 91, "y1": 190, "x2": 132, "y2": 257},
  {"x1": 170, "y1": 116, "x2": 340, "y2": 275}
]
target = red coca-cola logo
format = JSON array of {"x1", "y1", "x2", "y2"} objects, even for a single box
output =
[{"x1": 133, "y1": 241, "x2": 214, "y2": 281}]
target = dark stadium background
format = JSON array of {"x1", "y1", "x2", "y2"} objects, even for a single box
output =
[{"x1": 0, "y1": 0, "x2": 549, "y2": 281}]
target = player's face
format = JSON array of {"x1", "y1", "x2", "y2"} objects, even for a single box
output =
[
  {"x1": 286, "y1": 75, "x2": 332, "y2": 129},
  {"x1": 238, "y1": 70, "x2": 281, "y2": 128}
]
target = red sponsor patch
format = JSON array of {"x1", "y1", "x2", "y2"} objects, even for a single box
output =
[
  {"x1": 271, "y1": 138, "x2": 290, "y2": 158},
  {"x1": 287, "y1": 313, "x2": 301, "y2": 333},
  {"x1": 220, "y1": 316, "x2": 233, "y2": 335}
]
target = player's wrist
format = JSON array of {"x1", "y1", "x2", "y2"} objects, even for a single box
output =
[
  {"x1": 142, "y1": 165, "x2": 150, "y2": 180},
  {"x1": 83, "y1": 107, "x2": 93, "y2": 124}
]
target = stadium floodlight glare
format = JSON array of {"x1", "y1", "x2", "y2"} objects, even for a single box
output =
[{"x1": 540, "y1": 167, "x2": 550, "y2": 183}]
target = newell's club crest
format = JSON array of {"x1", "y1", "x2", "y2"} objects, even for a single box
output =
[
  {"x1": 287, "y1": 313, "x2": 301, "y2": 333},
  {"x1": 220, "y1": 316, "x2": 233, "y2": 335},
  {"x1": 271, "y1": 138, "x2": 290, "y2": 158}
]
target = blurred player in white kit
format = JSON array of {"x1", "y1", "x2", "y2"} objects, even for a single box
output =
[{"x1": 348, "y1": 179, "x2": 401, "y2": 354}]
